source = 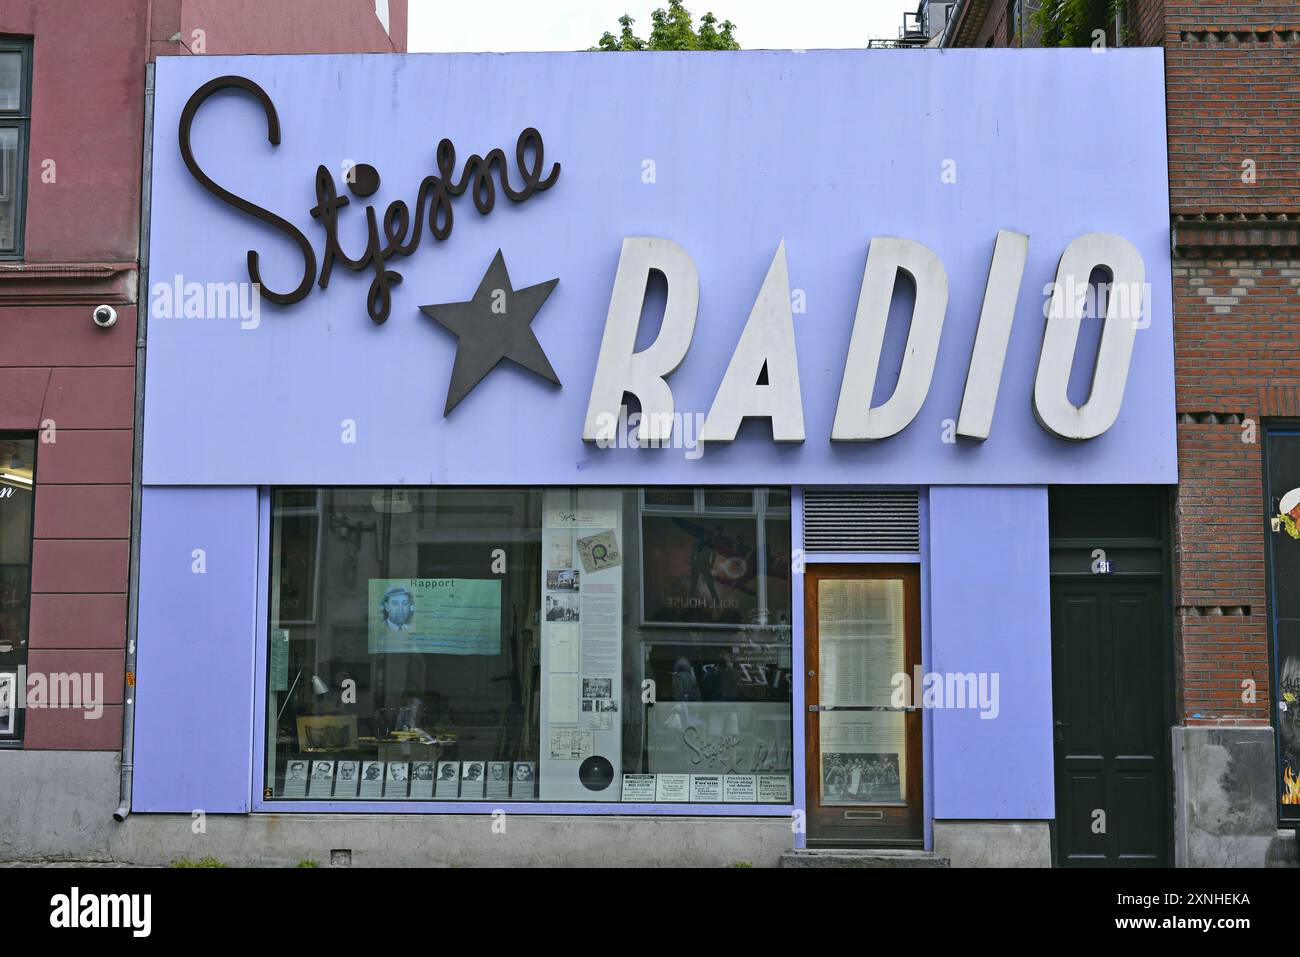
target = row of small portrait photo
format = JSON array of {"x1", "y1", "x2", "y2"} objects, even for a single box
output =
[{"x1": 278, "y1": 758, "x2": 536, "y2": 800}]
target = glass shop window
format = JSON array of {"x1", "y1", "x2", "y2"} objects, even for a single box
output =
[
  {"x1": 266, "y1": 487, "x2": 793, "y2": 806},
  {"x1": 0, "y1": 436, "x2": 35, "y2": 744}
]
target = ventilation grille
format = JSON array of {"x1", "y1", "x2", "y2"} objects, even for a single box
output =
[{"x1": 802, "y1": 490, "x2": 920, "y2": 554}]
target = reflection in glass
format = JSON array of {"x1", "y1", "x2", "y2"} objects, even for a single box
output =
[
  {"x1": 0, "y1": 437, "x2": 36, "y2": 740},
  {"x1": 0, "y1": 127, "x2": 20, "y2": 252},
  {"x1": 0, "y1": 53, "x2": 21, "y2": 111},
  {"x1": 266, "y1": 487, "x2": 793, "y2": 804},
  {"x1": 816, "y1": 578, "x2": 907, "y2": 804}
]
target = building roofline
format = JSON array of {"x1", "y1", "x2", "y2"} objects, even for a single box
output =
[{"x1": 938, "y1": 0, "x2": 967, "y2": 47}]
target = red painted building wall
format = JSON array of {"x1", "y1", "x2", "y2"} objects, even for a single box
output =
[{"x1": 0, "y1": 0, "x2": 406, "y2": 751}]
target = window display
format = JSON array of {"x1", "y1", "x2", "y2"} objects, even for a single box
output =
[
  {"x1": 0, "y1": 436, "x2": 34, "y2": 745},
  {"x1": 265, "y1": 487, "x2": 792, "y2": 805}
]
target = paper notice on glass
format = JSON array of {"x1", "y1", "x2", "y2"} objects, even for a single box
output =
[
  {"x1": 383, "y1": 762, "x2": 409, "y2": 800},
  {"x1": 409, "y1": 763, "x2": 435, "y2": 800},
  {"x1": 576, "y1": 530, "x2": 622, "y2": 574},
  {"x1": 368, "y1": 578, "x2": 502, "y2": 656},
  {"x1": 724, "y1": 774, "x2": 759, "y2": 802},
  {"x1": 690, "y1": 774, "x2": 724, "y2": 802},
  {"x1": 579, "y1": 584, "x2": 619, "y2": 731},
  {"x1": 539, "y1": 488, "x2": 623, "y2": 801},
  {"x1": 819, "y1": 711, "x2": 907, "y2": 804},
  {"x1": 820, "y1": 710, "x2": 908, "y2": 750},
  {"x1": 435, "y1": 762, "x2": 461, "y2": 799},
  {"x1": 757, "y1": 775, "x2": 792, "y2": 803},
  {"x1": 817, "y1": 578, "x2": 905, "y2": 707},
  {"x1": 547, "y1": 623, "x2": 580, "y2": 674},
  {"x1": 333, "y1": 762, "x2": 360, "y2": 799},
  {"x1": 547, "y1": 534, "x2": 574, "y2": 570},
  {"x1": 281, "y1": 758, "x2": 309, "y2": 798},
  {"x1": 511, "y1": 762, "x2": 536, "y2": 798},
  {"x1": 359, "y1": 761, "x2": 385, "y2": 800},
  {"x1": 549, "y1": 728, "x2": 594, "y2": 760},
  {"x1": 580, "y1": 701, "x2": 614, "y2": 731},
  {"x1": 622, "y1": 774, "x2": 656, "y2": 802},
  {"x1": 460, "y1": 762, "x2": 486, "y2": 800},
  {"x1": 655, "y1": 773, "x2": 689, "y2": 802},
  {"x1": 547, "y1": 674, "x2": 579, "y2": 724},
  {"x1": 580, "y1": 587, "x2": 620, "y2": 674},
  {"x1": 485, "y1": 762, "x2": 511, "y2": 799},
  {"x1": 546, "y1": 507, "x2": 619, "y2": 528},
  {"x1": 270, "y1": 629, "x2": 290, "y2": 691},
  {"x1": 307, "y1": 761, "x2": 335, "y2": 799}
]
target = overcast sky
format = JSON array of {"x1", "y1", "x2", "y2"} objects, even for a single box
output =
[{"x1": 407, "y1": 0, "x2": 909, "y2": 52}]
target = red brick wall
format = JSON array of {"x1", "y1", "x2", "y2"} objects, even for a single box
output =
[
  {"x1": 1128, "y1": 0, "x2": 1165, "y2": 46},
  {"x1": 969, "y1": 0, "x2": 1016, "y2": 46},
  {"x1": 1165, "y1": 1, "x2": 1300, "y2": 725},
  {"x1": 1171, "y1": 256, "x2": 1300, "y2": 722},
  {"x1": 1164, "y1": 23, "x2": 1300, "y2": 213}
]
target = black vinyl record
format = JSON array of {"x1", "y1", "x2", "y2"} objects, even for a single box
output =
[{"x1": 578, "y1": 755, "x2": 615, "y2": 791}]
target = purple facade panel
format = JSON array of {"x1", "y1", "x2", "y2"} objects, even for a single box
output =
[
  {"x1": 133, "y1": 486, "x2": 260, "y2": 812},
  {"x1": 929, "y1": 486, "x2": 1055, "y2": 819}
]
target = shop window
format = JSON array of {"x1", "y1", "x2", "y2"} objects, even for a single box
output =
[
  {"x1": 0, "y1": 437, "x2": 36, "y2": 744},
  {"x1": 0, "y1": 37, "x2": 32, "y2": 259},
  {"x1": 266, "y1": 487, "x2": 794, "y2": 806}
]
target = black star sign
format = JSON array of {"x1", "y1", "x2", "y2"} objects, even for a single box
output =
[{"x1": 419, "y1": 250, "x2": 561, "y2": 416}]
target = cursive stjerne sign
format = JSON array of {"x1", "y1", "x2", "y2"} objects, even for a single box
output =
[{"x1": 177, "y1": 74, "x2": 560, "y2": 324}]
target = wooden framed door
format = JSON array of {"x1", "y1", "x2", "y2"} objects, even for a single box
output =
[{"x1": 805, "y1": 564, "x2": 923, "y2": 846}]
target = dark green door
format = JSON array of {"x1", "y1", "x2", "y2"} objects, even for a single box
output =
[{"x1": 1051, "y1": 579, "x2": 1169, "y2": 866}]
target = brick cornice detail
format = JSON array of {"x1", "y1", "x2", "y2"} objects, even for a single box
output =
[
  {"x1": 1171, "y1": 213, "x2": 1300, "y2": 256},
  {"x1": 0, "y1": 262, "x2": 138, "y2": 306}
]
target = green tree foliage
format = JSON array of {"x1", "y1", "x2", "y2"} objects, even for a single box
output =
[
  {"x1": 594, "y1": 1, "x2": 739, "y2": 51},
  {"x1": 1033, "y1": 0, "x2": 1124, "y2": 47}
]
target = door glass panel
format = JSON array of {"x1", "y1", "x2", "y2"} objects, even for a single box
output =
[
  {"x1": 817, "y1": 578, "x2": 904, "y2": 707},
  {"x1": 820, "y1": 711, "x2": 906, "y2": 805},
  {"x1": 816, "y1": 579, "x2": 907, "y2": 806}
]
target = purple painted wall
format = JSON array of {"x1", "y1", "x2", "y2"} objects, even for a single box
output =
[
  {"x1": 133, "y1": 50, "x2": 1169, "y2": 817},
  {"x1": 134, "y1": 487, "x2": 260, "y2": 812},
  {"x1": 928, "y1": 486, "x2": 1055, "y2": 819},
  {"x1": 142, "y1": 50, "x2": 1175, "y2": 488}
]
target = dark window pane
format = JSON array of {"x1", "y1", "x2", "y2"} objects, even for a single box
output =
[
  {"x1": 0, "y1": 53, "x2": 22, "y2": 112},
  {"x1": 642, "y1": 488, "x2": 694, "y2": 510},
  {"x1": 702, "y1": 488, "x2": 754, "y2": 511},
  {"x1": 0, "y1": 126, "x2": 21, "y2": 253},
  {"x1": 0, "y1": 436, "x2": 36, "y2": 741}
]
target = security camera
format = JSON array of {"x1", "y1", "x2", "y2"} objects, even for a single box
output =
[{"x1": 92, "y1": 305, "x2": 117, "y2": 329}]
